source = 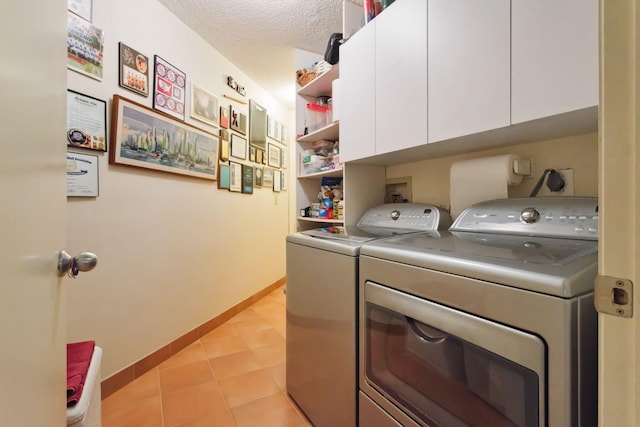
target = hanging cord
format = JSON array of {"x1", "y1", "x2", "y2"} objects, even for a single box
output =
[{"x1": 530, "y1": 169, "x2": 565, "y2": 197}]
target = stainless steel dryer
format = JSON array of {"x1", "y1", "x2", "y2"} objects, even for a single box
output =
[
  {"x1": 358, "y1": 197, "x2": 598, "y2": 427},
  {"x1": 286, "y1": 203, "x2": 451, "y2": 427}
]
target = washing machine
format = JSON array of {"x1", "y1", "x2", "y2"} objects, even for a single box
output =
[
  {"x1": 286, "y1": 203, "x2": 451, "y2": 427},
  {"x1": 358, "y1": 197, "x2": 598, "y2": 427}
]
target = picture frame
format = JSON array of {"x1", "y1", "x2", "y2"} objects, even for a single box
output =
[
  {"x1": 267, "y1": 115, "x2": 276, "y2": 139},
  {"x1": 110, "y1": 95, "x2": 218, "y2": 181},
  {"x1": 280, "y1": 123, "x2": 288, "y2": 145},
  {"x1": 68, "y1": 0, "x2": 92, "y2": 22},
  {"x1": 273, "y1": 169, "x2": 282, "y2": 192},
  {"x1": 280, "y1": 147, "x2": 288, "y2": 169},
  {"x1": 67, "y1": 151, "x2": 99, "y2": 197},
  {"x1": 218, "y1": 164, "x2": 230, "y2": 189},
  {"x1": 67, "y1": 12, "x2": 104, "y2": 81},
  {"x1": 220, "y1": 106, "x2": 229, "y2": 128},
  {"x1": 230, "y1": 134, "x2": 247, "y2": 160},
  {"x1": 261, "y1": 149, "x2": 267, "y2": 165},
  {"x1": 229, "y1": 161, "x2": 242, "y2": 192},
  {"x1": 242, "y1": 164, "x2": 254, "y2": 194},
  {"x1": 263, "y1": 167, "x2": 274, "y2": 188},
  {"x1": 273, "y1": 119, "x2": 281, "y2": 141},
  {"x1": 118, "y1": 42, "x2": 149, "y2": 97},
  {"x1": 268, "y1": 143, "x2": 281, "y2": 168},
  {"x1": 256, "y1": 149, "x2": 263, "y2": 165},
  {"x1": 219, "y1": 129, "x2": 229, "y2": 161},
  {"x1": 281, "y1": 170, "x2": 288, "y2": 191},
  {"x1": 248, "y1": 99, "x2": 267, "y2": 150},
  {"x1": 153, "y1": 55, "x2": 186, "y2": 120},
  {"x1": 67, "y1": 90, "x2": 107, "y2": 152},
  {"x1": 229, "y1": 105, "x2": 246, "y2": 135},
  {"x1": 190, "y1": 83, "x2": 220, "y2": 127},
  {"x1": 254, "y1": 166, "x2": 263, "y2": 188},
  {"x1": 249, "y1": 146, "x2": 256, "y2": 162}
]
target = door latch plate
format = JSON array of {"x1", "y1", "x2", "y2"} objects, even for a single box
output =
[{"x1": 594, "y1": 275, "x2": 633, "y2": 318}]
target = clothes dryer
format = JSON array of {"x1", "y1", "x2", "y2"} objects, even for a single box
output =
[{"x1": 358, "y1": 197, "x2": 598, "y2": 427}]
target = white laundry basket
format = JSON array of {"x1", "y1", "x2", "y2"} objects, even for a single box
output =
[{"x1": 67, "y1": 346, "x2": 102, "y2": 427}]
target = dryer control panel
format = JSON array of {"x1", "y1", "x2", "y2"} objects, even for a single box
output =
[
  {"x1": 451, "y1": 197, "x2": 598, "y2": 240},
  {"x1": 358, "y1": 203, "x2": 452, "y2": 231}
]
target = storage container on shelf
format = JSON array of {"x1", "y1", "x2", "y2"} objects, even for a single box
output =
[{"x1": 305, "y1": 103, "x2": 330, "y2": 133}]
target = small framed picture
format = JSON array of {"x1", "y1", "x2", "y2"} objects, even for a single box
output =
[
  {"x1": 268, "y1": 143, "x2": 281, "y2": 168},
  {"x1": 267, "y1": 115, "x2": 276, "y2": 139},
  {"x1": 273, "y1": 169, "x2": 282, "y2": 192},
  {"x1": 242, "y1": 164, "x2": 254, "y2": 194},
  {"x1": 190, "y1": 83, "x2": 219, "y2": 127},
  {"x1": 281, "y1": 170, "x2": 288, "y2": 191},
  {"x1": 230, "y1": 134, "x2": 247, "y2": 160},
  {"x1": 153, "y1": 55, "x2": 186, "y2": 120},
  {"x1": 219, "y1": 129, "x2": 229, "y2": 161},
  {"x1": 67, "y1": 151, "x2": 99, "y2": 197},
  {"x1": 280, "y1": 147, "x2": 287, "y2": 169},
  {"x1": 256, "y1": 149, "x2": 263, "y2": 165},
  {"x1": 67, "y1": 90, "x2": 107, "y2": 152},
  {"x1": 67, "y1": 13, "x2": 104, "y2": 81},
  {"x1": 218, "y1": 164, "x2": 230, "y2": 189},
  {"x1": 68, "y1": 0, "x2": 92, "y2": 22},
  {"x1": 249, "y1": 146, "x2": 256, "y2": 162},
  {"x1": 220, "y1": 106, "x2": 229, "y2": 128},
  {"x1": 230, "y1": 105, "x2": 246, "y2": 135},
  {"x1": 229, "y1": 161, "x2": 242, "y2": 192},
  {"x1": 263, "y1": 167, "x2": 274, "y2": 188},
  {"x1": 254, "y1": 166, "x2": 263, "y2": 188},
  {"x1": 119, "y1": 42, "x2": 149, "y2": 97}
]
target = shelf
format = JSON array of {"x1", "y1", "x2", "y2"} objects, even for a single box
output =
[
  {"x1": 297, "y1": 121, "x2": 340, "y2": 143},
  {"x1": 297, "y1": 166, "x2": 344, "y2": 179},
  {"x1": 297, "y1": 216, "x2": 344, "y2": 224},
  {"x1": 297, "y1": 64, "x2": 340, "y2": 98}
]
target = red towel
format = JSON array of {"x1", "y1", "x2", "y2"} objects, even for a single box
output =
[{"x1": 67, "y1": 340, "x2": 95, "y2": 407}]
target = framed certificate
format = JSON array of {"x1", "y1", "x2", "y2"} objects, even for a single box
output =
[
  {"x1": 67, "y1": 90, "x2": 107, "y2": 152},
  {"x1": 67, "y1": 152, "x2": 99, "y2": 197}
]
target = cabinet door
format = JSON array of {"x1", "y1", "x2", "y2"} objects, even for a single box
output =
[
  {"x1": 375, "y1": 0, "x2": 428, "y2": 154},
  {"x1": 428, "y1": 0, "x2": 510, "y2": 143},
  {"x1": 340, "y1": 22, "x2": 376, "y2": 162},
  {"x1": 512, "y1": 0, "x2": 598, "y2": 124}
]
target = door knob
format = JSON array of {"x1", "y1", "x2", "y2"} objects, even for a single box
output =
[{"x1": 57, "y1": 249, "x2": 98, "y2": 277}]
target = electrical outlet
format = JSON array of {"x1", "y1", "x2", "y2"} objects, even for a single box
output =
[{"x1": 540, "y1": 168, "x2": 574, "y2": 196}]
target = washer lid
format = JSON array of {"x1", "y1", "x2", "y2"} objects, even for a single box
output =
[
  {"x1": 360, "y1": 231, "x2": 598, "y2": 297},
  {"x1": 287, "y1": 225, "x2": 440, "y2": 256}
]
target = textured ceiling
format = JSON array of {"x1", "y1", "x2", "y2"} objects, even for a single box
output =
[{"x1": 158, "y1": 0, "x2": 345, "y2": 110}]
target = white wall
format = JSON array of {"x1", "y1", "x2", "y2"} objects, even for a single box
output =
[
  {"x1": 386, "y1": 132, "x2": 598, "y2": 209},
  {"x1": 66, "y1": 0, "x2": 293, "y2": 379}
]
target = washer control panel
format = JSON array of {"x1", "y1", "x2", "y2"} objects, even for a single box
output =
[
  {"x1": 451, "y1": 197, "x2": 599, "y2": 240},
  {"x1": 358, "y1": 203, "x2": 452, "y2": 231}
]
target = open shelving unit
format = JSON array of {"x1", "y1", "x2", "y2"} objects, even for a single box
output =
[{"x1": 295, "y1": 62, "x2": 342, "y2": 230}]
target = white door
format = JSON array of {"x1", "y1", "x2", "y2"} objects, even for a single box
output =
[
  {"x1": 599, "y1": 0, "x2": 639, "y2": 426},
  {"x1": 0, "y1": 0, "x2": 69, "y2": 425}
]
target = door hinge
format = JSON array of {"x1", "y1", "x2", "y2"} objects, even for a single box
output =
[{"x1": 594, "y1": 275, "x2": 633, "y2": 318}]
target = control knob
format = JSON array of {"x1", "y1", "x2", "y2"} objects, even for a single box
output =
[
  {"x1": 521, "y1": 207, "x2": 540, "y2": 224},
  {"x1": 390, "y1": 210, "x2": 400, "y2": 221}
]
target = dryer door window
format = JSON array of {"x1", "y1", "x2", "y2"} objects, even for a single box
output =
[{"x1": 362, "y1": 282, "x2": 546, "y2": 427}]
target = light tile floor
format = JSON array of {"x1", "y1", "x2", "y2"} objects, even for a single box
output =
[{"x1": 102, "y1": 286, "x2": 312, "y2": 427}]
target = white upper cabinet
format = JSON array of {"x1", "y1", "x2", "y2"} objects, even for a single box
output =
[
  {"x1": 340, "y1": 21, "x2": 376, "y2": 163},
  {"x1": 428, "y1": 0, "x2": 510, "y2": 142},
  {"x1": 511, "y1": 0, "x2": 598, "y2": 124},
  {"x1": 376, "y1": 0, "x2": 428, "y2": 154}
]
